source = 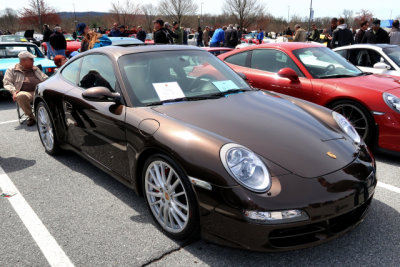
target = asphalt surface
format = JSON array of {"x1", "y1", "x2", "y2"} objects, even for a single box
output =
[{"x1": 0, "y1": 97, "x2": 399, "y2": 266}]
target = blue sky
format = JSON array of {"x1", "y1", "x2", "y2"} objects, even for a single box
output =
[{"x1": 5, "y1": 0, "x2": 400, "y2": 20}]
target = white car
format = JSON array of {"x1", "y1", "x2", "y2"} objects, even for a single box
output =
[{"x1": 334, "y1": 44, "x2": 400, "y2": 78}]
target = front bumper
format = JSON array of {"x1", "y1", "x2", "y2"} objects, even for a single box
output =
[
  {"x1": 194, "y1": 148, "x2": 376, "y2": 252},
  {"x1": 373, "y1": 111, "x2": 400, "y2": 154}
]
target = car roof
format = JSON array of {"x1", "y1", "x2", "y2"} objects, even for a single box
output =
[
  {"x1": 0, "y1": 42, "x2": 36, "y2": 46},
  {"x1": 81, "y1": 44, "x2": 205, "y2": 59},
  {"x1": 334, "y1": 44, "x2": 398, "y2": 50},
  {"x1": 238, "y1": 42, "x2": 324, "y2": 52}
]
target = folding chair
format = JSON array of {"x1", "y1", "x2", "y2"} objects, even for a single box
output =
[{"x1": 16, "y1": 102, "x2": 32, "y2": 124}]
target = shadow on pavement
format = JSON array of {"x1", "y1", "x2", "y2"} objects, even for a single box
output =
[
  {"x1": 375, "y1": 152, "x2": 400, "y2": 167},
  {"x1": 0, "y1": 156, "x2": 36, "y2": 173},
  {"x1": 0, "y1": 97, "x2": 15, "y2": 111}
]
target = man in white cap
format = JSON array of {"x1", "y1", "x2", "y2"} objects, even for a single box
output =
[{"x1": 3, "y1": 51, "x2": 47, "y2": 126}]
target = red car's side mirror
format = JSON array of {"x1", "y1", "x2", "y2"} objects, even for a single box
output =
[{"x1": 278, "y1": 68, "x2": 300, "y2": 83}]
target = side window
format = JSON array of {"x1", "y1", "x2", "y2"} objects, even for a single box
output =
[
  {"x1": 348, "y1": 49, "x2": 359, "y2": 66},
  {"x1": 335, "y1": 50, "x2": 347, "y2": 59},
  {"x1": 356, "y1": 49, "x2": 374, "y2": 67},
  {"x1": 79, "y1": 54, "x2": 117, "y2": 91},
  {"x1": 367, "y1": 49, "x2": 392, "y2": 69},
  {"x1": 251, "y1": 49, "x2": 303, "y2": 77},
  {"x1": 225, "y1": 51, "x2": 250, "y2": 67},
  {"x1": 61, "y1": 58, "x2": 82, "y2": 84}
]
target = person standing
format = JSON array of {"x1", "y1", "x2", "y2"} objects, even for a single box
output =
[
  {"x1": 224, "y1": 24, "x2": 238, "y2": 48},
  {"x1": 293, "y1": 24, "x2": 307, "y2": 42},
  {"x1": 183, "y1": 29, "x2": 188, "y2": 45},
  {"x1": 118, "y1": 25, "x2": 129, "y2": 37},
  {"x1": 172, "y1": 22, "x2": 183, "y2": 44},
  {"x1": 49, "y1": 26, "x2": 67, "y2": 56},
  {"x1": 389, "y1": 20, "x2": 400, "y2": 45},
  {"x1": 237, "y1": 26, "x2": 242, "y2": 43},
  {"x1": 3, "y1": 51, "x2": 47, "y2": 126},
  {"x1": 42, "y1": 24, "x2": 55, "y2": 59},
  {"x1": 309, "y1": 24, "x2": 320, "y2": 42},
  {"x1": 325, "y1": 18, "x2": 338, "y2": 48},
  {"x1": 153, "y1": 19, "x2": 175, "y2": 44},
  {"x1": 285, "y1": 26, "x2": 293, "y2": 36},
  {"x1": 361, "y1": 19, "x2": 390, "y2": 44},
  {"x1": 209, "y1": 27, "x2": 225, "y2": 47},
  {"x1": 355, "y1": 21, "x2": 369, "y2": 44},
  {"x1": 196, "y1": 27, "x2": 204, "y2": 47},
  {"x1": 136, "y1": 26, "x2": 146, "y2": 42},
  {"x1": 331, "y1": 18, "x2": 354, "y2": 48},
  {"x1": 109, "y1": 23, "x2": 121, "y2": 37},
  {"x1": 203, "y1": 26, "x2": 210, "y2": 47},
  {"x1": 257, "y1": 29, "x2": 264, "y2": 44}
]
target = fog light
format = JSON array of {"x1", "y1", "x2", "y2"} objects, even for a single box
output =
[{"x1": 243, "y1": 209, "x2": 309, "y2": 224}]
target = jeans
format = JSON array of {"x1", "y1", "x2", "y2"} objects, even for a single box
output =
[
  {"x1": 46, "y1": 42, "x2": 55, "y2": 59},
  {"x1": 209, "y1": 42, "x2": 220, "y2": 47},
  {"x1": 54, "y1": 49, "x2": 66, "y2": 56},
  {"x1": 197, "y1": 41, "x2": 204, "y2": 47}
]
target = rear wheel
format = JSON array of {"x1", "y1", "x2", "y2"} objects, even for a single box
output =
[
  {"x1": 142, "y1": 154, "x2": 199, "y2": 242},
  {"x1": 329, "y1": 100, "x2": 375, "y2": 144},
  {"x1": 36, "y1": 102, "x2": 60, "y2": 155}
]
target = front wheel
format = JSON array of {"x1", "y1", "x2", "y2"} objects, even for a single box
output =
[
  {"x1": 36, "y1": 102, "x2": 60, "y2": 155},
  {"x1": 142, "y1": 154, "x2": 199, "y2": 241},
  {"x1": 329, "y1": 100, "x2": 375, "y2": 144}
]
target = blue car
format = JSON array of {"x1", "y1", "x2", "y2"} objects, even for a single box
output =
[{"x1": 0, "y1": 42, "x2": 56, "y2": 96}]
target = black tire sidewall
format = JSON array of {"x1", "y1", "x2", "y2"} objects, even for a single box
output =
[
  {"x1": 36, "y1": 101, "x2": 59, "y2": 155},
  {"x1": 142, "y1": 153, "x2": 199, "y2": 241}
]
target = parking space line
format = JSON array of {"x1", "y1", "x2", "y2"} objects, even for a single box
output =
[
  {"x1": 0, "y1": 166, "x2": 74, "y2": 267},
  {"x1": 378, "y1": 181, "x2": 400, "y2": 194},
  {"x1": 0, "y1": 119, "x2": 19, "y2": 125}
]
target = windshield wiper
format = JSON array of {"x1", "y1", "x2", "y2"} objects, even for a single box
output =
[
  {"x1": 319, "y1": 74, "x2": 358, "y2": 79},
  {"x1": 146, "y1": 89, "x2": 253, "y2": 106}
]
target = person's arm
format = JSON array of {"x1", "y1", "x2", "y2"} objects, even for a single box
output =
[
  {"x1": 331, "y1": 30, "x2": 338, "y2": 48},
  {"x1": 361, "y1": 31, "x2": 368, "y2": 43},
  {"x1": 385, "y1": 31, "x2": 390, "y2": 44},
  {"x1": 167, "y1": 28, "x2": 178, "y2": 38},
  {"x1": 294, "y1": 31, "x2": 299, "y2": 42},
  {"x1": 3, "y1": 68, "x2": 17, "y2": 101}
]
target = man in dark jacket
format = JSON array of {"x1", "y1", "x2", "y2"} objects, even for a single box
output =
[
  {"x1": 224, "y1": 24, "x2": 238, "y2": 48},
  {"x1": 42, "y1": 24, "x2": 54, "y2": 59},
  {"x1": 361, "y1": 19, "x2": 390, "y2": 44},
  {"x1": 49, "y1": 26, "x2": 67, "y2": 56},
  {"x1": 118, "y1": 25, "x2": 129, "y2": 37},
  {"x1": 153, "y1": 19, "x2": 177, "y2": 44},
  {"x1": 325, "y1": 17, "x2": 338, "y2": 48},
  {"x1": 355, "y1": 21, "x2": 369, "y2": 43},
  {"x1": 331, "y1": 18, "x2": 354, "y2": 48},
  {"x1": 136, "y1": 26, "x2": 146, "y2": 42}
]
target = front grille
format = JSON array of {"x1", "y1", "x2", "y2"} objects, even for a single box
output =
[{"x1": 269, "y1": 198, "x2": 372, "y2": 248}]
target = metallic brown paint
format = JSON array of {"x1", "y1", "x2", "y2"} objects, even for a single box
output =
[{"x1": 34, "y1": 45, "x2": 376, "y2": 252}]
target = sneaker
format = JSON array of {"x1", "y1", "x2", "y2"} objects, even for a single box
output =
[{"x1": 27, "y1": 118, "x2": 36, "y2": 127}]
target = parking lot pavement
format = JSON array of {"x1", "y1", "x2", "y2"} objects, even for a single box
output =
[{"x1": 0, "y1": 98, "x2": 399, "y2": 266}]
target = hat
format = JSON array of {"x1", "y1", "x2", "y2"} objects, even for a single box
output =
[
  {"x1": 76, "y1": 23, "x2": 86, "y2": 35},
  {"x1": 118, "y1": 25, "x2": 126, "y2": 29},
  {"x1": 18, "y1": 51, "x2": 36, "y2": 59},
  {"x1": 173, "y1": 21, "x2": 179, "y2": 26},
  {"x1": 295, "y1": 24, "x2": 301, "y2": 28},
  {"x1": 153, "y1": 19, "x2": 164, "y2": 26}
]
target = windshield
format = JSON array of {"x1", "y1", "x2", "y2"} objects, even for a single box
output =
[
  {"x1": 293, "y1": 47, "x2": 363, "y2": 79},
  {"x1": 0, "y1": 45, "x2": 43, "y2": 58},
  {"x1": 0, "y1": 35, "x2": 28, "y2": 42},
  {"x1": 118, "y1": 50, "x2": 252, "y2": 106},
  {"x1": 146, "y1": 33, "x2": 153, "y2": 40},
  {"x1": 383, "y1": 46, "x2": 400, "y2": 67},
  {"x1": 64, "y1": 34, "x2": 75, "y2": 41}
]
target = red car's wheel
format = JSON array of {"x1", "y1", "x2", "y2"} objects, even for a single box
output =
[{"x1": 329, "y1": 100, "x2": 375, "y2": 144}]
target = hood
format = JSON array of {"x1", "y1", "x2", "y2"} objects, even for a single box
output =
[
  {"x1": 152, "y1": 91, "x2": 358, "y2": 178},
  {"x1": 330, "y1": 74, "x2": 400, "y2": 92},
  {"x1": 0, "y1": 58, "x2": 56, "y2": 71},
  {"x1": 337, "y1": 24, "x2": 348, "y2": 30}
]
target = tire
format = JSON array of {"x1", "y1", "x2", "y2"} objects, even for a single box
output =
[
  {"x1": 142, "y1": 154, "x2": 199, "y2": 242},
  {"x1": 329, "y1": 100, "x2": 375, "y2": 145},
  {"x1": 36, "y1": 101, "x2": 60, "y2": 155}
]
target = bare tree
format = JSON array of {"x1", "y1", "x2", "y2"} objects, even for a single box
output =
[
  {"x1": 141, "y1": 3, "x2": 158, "y2": 33},
  {"x1": 0, "y1": 8, "x2": 19, "y2": 33},
  {"x1": 110, "y1": 0, "x2": 140, "y2": 28},
  {"x1": 341, "y1": 9, "x2": 354, "y2": 27},
  {"x1": 158, "y1": 0, "x2": 198, "y2": 25},
  {"x1": 223, "y1": 0, "x2": 265, "y2": 29},
  {"x1": 19, "y1": 0, "x2": 61, "y2": 32}
]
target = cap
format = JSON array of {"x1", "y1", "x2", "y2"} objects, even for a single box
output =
[
  {"x1": 372, "y1": 19, "x2": 381, "y2": 26},
  {"x1": 76, "y1": 23, "x2": 87, "y2": 35},
  {"x1": 173, "y1": 21, "x2": 179, "y2": 26},
  {"x1": 118, "y1": 25, "x2": 126, "y2": 29},
  {"x1": 18, "y1": 51, "x2": 36, "y2": 59},
  {"x1": 153, "y1": 19, "x2": 164, "y2": 26}
]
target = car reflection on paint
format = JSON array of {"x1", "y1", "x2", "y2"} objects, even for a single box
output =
[{"x1": 34, "y1": 45, "x2": 376, "y2": 252}]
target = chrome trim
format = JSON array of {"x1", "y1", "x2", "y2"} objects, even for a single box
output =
[
  {"x1": 189, "y1": 176, "x2": 212, "y2": 191},
  {"x1": 372, "y1": 111, "x2": 386, "y2": 116}
]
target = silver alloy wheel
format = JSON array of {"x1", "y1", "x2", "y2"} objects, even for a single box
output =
[
  {"x1": 37, "y1": 106, "x2": 54, "y2": 151},
  {"x1": 145, "y1": 160, "x2": 189, "y2": 234},
  {"x1": 332, "y1": 104, "x2": 369, "y2": 140}
]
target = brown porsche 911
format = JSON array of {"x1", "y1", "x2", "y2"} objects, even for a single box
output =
[{"x1": 34, "y1": 45, "x2": 376, "y2": 252}]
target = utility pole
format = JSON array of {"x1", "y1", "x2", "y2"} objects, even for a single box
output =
[
  {"x1": 307, "y1": 0, "x2": 313, "y2": 38},
  {"x1": 73, "y1": 3, "x2": 77, "y2": 29},
  {"x1": 37, "y1": 0, "x2": 43, "y2": 33},
  {"x1": 200, "y1": 2, "x2": 204, "y2": 28},
  {"x1": 288, "y1": 6, "x2": 290, "y2": 23}
]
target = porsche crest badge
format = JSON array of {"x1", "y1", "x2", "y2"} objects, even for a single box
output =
[{"x1": 327, "y1": 152, "x2": 337, "y2": 159}]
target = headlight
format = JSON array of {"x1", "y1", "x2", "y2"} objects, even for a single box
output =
[
  {"x1": 383, "y1": 92, "x2": 400, "y2": 113},
  {"x1": 220, "y1": 143, "x2": 271, "y2": 192},
  {"x1": 332, "y1": 111, "x2": 361, "y2": 144}
]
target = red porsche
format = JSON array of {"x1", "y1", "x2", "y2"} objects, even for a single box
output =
[{"x1": 218, "y1": 43, "x2": 400, "y2": 155}]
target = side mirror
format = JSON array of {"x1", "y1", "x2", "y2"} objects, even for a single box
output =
[
  {"x1": 237, "y1": 72, "x2": 247, "y2": 80},
  {"x1": 278, "y1": 68, "x2": 299, "y2": 82},
  {"x1": 82, "y1": 87, "x2": 121, "y2": 103},
  {"x1": 373, "y1": 62, "x2": 391, "y2": 70}
]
